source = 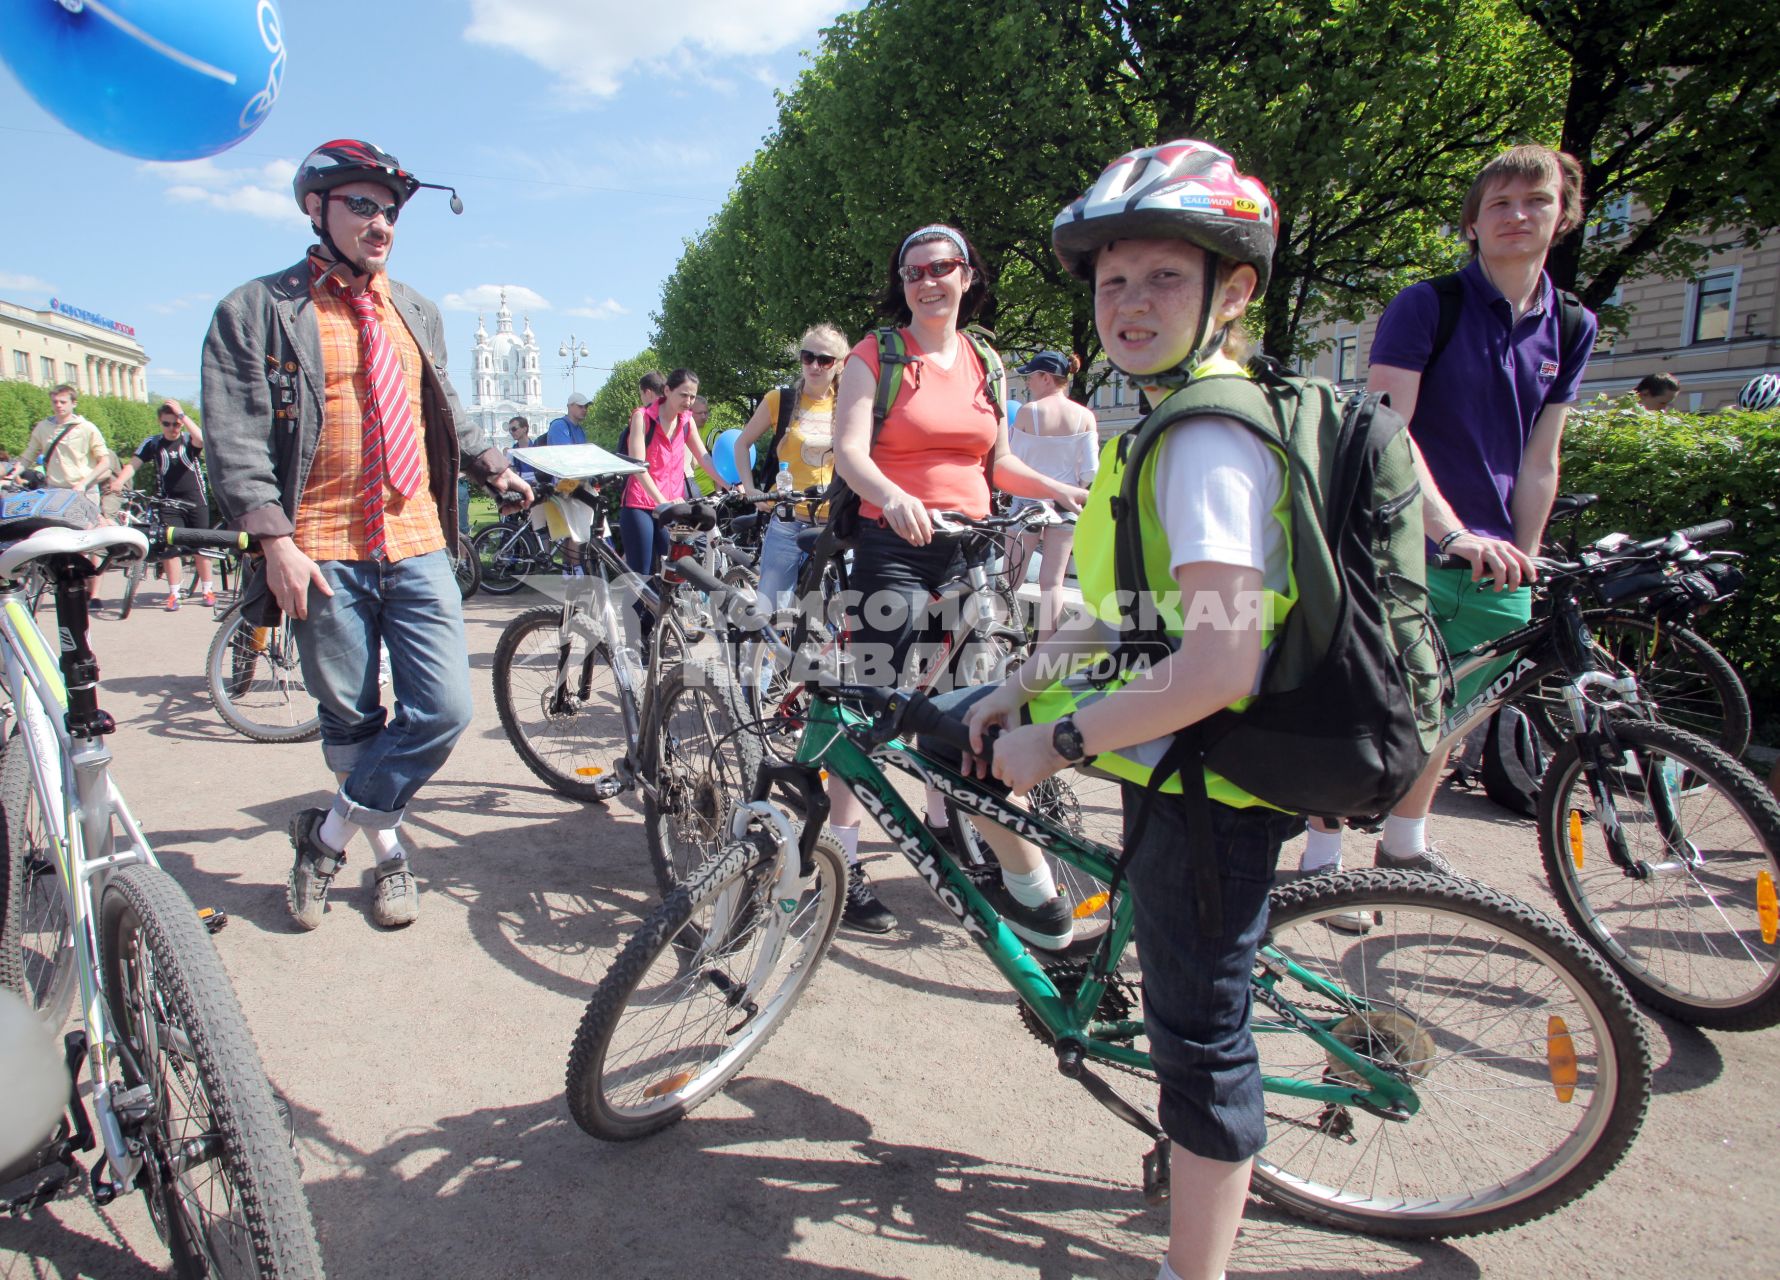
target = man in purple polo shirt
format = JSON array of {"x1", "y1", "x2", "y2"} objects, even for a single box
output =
[{"x1": 1302, "y1": 144, "x2": 1598, "y2": 883}]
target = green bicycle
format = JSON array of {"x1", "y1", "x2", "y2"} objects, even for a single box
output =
[{"x1": 566, "y1": 682, "x2": 1651, "y2": 1239}]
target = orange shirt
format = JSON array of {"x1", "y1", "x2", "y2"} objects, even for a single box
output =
[
  {"x1": 851, "y1": 330, "x2": 998, "y2": 520},
  {"x1": 296, "y1": 258, "x2": 444, "y2": 562}
]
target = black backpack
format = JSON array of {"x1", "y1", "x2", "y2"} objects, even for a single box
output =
[
  {"x1": 750, "y1": 383, "x2": 800, "y2": 492},
  {"x1": 1480, "y1": 704, "x2": 1546, "y2": 818}
]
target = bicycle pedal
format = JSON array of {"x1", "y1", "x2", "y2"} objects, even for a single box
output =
[
  {"x1": 197, "y1": 907, "x2": 229, "y2": 934},
  {"x1": 591, "y1": 774, "x2": 626, "y2": 800},
  {"x1": 1141, "y1": 1137, "x2": 1171, "y2": 1205}
]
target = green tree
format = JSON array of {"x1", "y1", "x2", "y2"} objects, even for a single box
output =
[{"x1": 586, "y1": 350, "x2": 661, "y2": 450}]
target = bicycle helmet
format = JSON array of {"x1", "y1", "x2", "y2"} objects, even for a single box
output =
[
  {"x1": 292, "y1": 139, "x2": 462, "y2": 267},
  {"x1": 1736, "y1": 372, "x2": 1780, "y2": 411},
  {"x1": 1052, "y1": 140, "x2": 1276, "y2": 382}
]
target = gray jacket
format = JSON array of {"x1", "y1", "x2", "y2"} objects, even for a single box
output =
[{"x1": 200, "y1": 256, "x2": 506, "y2": 541}]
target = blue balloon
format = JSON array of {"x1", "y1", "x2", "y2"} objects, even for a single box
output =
[
  {"x1": 712, "y1": 429, "x2": 752, "y2": 485},
  {"x1": 0, "y1": 0, "x2": 286, "y2": 161}
]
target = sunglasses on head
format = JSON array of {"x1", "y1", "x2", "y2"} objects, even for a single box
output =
[
  {"x1": 799, "y1": 350, "x2": 838, "y2": 368},
  {"x1": 330, "y1": 192, "x2": 401, "y2": 224},
  {"x1": 898, "y1": 257, "x2": 967, "y2": 283}
]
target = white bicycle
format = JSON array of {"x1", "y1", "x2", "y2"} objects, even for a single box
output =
[{"x1": 0, "y1": 490, "x2": 323, "y2": 1277}]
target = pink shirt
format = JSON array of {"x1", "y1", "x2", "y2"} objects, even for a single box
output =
[
  {"x1": 851, "y1": 330, "x2": 999, "y2": 520},
  {"x1": 623, "y1": 403, "x2": 693, "y2": 509}
]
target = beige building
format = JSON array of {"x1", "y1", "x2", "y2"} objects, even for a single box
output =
[{"x1": 1, "y1": 295, "x2": 150, "y2": 402}]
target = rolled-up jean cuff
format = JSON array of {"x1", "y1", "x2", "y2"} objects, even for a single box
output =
[
  {"x1": 329, "y1": 787, "x2": 404, "y2": 831},
  {"x1": 319, "y1": 739, "x2": 366, "y2": 778}
]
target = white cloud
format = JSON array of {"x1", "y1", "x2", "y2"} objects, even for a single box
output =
[
  {"x1": 440, "y1": 284, "x2": 553, "y2": 313},
  {"x1": 147, "y1": 291, "x2": 215, "y2": 315},
  {"x1": 0, "y1": 271, "x2": 57, "y2": 296},
  {"x1": 464, "y1": 0, "x2": 841, "y2": 97},
  {"x1": 565, "y1": 297, "x2": 629, "y2": 320},
  {"x1": 139, "y1": 157, "x2": 308, "y2": 226}
]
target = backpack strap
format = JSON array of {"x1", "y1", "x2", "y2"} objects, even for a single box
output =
[
  {"x1": 1553, "y1": 287, "x2": 1585, "y2": 389},
  {"x1": 961, "y1": 328, "x2": 1006, "y2": 423},
  {"x1": 1424, "y1": 271, "x2": 1464, "y2": 376},
  {"x1": 870, "y1": 327, "x2": 914, "y2": 444}
]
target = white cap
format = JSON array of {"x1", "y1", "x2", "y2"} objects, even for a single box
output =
[{"x1": 566, "y1": 392, "x2": 591, "y2": 408}]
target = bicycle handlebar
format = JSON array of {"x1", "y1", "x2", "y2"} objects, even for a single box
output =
[
  {"x1": 165, "y1": 529, "x2": 251, "y2": 553},
  {"x1": 653, "y1": 500, "x2": 718, "y2": 530}
]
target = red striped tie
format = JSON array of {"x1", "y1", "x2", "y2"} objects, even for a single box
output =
[{"x1": 340, "y1": 285, "x2": 424, "y2": 558}]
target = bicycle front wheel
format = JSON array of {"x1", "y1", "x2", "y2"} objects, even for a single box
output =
[
  {"x1": 1538, "y1": 718, "x2": 1780, "y2": 1029},
  {"x1": 1252, "y1": 868, "x2": 1649, "y2": 1239},
  {"x1": 492, "y1": 605, "x2": 628, "y2": 801},
  {"x1": 206, "y1": 603, "x2": 321, "y2": 744},
  {"x1": 472, "y1": 523, "x2": 531, "y2": 595},
  {"x1": 453, "y1": 533, "x2": 481, "y2": 601},
  {"x1": 566, "y1": 831, "x2": 846, "y2": 1141},
  {"x1": 118, "y1": 558, "x2": 146, "y2": 620},
  {"x1": 0, "y1": 736, "x2": 76, "y2": 1028},
  {"x1": 1585, "y1": 612, "x2": 1751, "y2": 758},
  {"x1": 643, "y1": 661, "x2": 762, "y2": 896},
  {"x1": 100, "y1": 864, "x2": 324, "y2": 1278}
]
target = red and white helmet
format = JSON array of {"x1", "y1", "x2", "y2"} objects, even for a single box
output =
[
  {"x1": 1052, "y1": 140, "x2": 1276, "y2": 292},
  {"x1": 292, "y1": 139, "x2": 421, "y2": 214},
  {"x1": 1737, "y1": 373, "x2": 1780, "y2": 411}
]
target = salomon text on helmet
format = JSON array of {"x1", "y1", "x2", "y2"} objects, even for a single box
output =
[{"x1": 1737, "y1": 373, "x2": 1780, "y2": 411}]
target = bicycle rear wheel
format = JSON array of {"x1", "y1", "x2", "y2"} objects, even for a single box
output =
[
  {"x1": 453, "y1": 532, "x2": 481, "y2": 601},
  {"x1": 473, "y1": 523, "x2": 532, "y2": 595},
  {"x1": 944, "y1": 769, "x2": 1123, "y2": 928},
  {"x1": 643, "y1": 661, "x2": 762, "y2": 896},
  {"x1": 1252, "y1": 868, "x2": 1649, "y2": 1239},
  {"x1": 492, "y1": 604, "x2": 628, "y2": 801},
  {"x1": 0, "y1": 736, "x2": 76, "y2": 1028},
  {"x1": 206, "y1": 603, "x2": 321, "y2": 744},
  {"x1": 100, "y1": 864, "x2": 323, "y2": 1278},
  {"x1": 566, "y1": 831, "x2": 846, "y2": 1140},
  {"x1": 1537, "y1": 718, "x2": 1780, "y2": 1029},
  {"x1": 118, "y1": 558, "x2": 147, "y2": 620}
]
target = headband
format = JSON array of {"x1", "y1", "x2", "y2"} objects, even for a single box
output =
[{"x1": 899, "y1": 224, "x2": 970, "y2": 265}]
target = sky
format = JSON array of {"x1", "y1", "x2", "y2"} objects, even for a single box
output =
[{"x1": 0, "y1": 0, "x2": 853, "y2": 408}]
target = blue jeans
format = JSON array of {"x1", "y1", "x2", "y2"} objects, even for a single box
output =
[
  {"x1": 756, "y1": 516, "x2": 811, "y2": 612},
  {"x1": 291, "y1": 550, "x2": 473, "y2": 828}
]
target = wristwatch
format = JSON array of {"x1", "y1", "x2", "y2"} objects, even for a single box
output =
[{"x1": 1052, "y1": 716, "x2": 1087, "y2": 763}]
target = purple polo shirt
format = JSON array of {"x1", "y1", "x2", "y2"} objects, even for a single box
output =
[{"x1": 1370, "y1": 258, "x2": 1597, "y2": 542}]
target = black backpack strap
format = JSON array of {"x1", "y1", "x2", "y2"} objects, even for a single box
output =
[
  {"x1": 1424, "y1": 271, "x2": 1464, "y2": 377},
  {"x1": 1103, "y1": 726, "x2": 1225, "y2": 938},
  {"x1": 1554, "y1": 288, "x2": 1585, "y2": 388}
]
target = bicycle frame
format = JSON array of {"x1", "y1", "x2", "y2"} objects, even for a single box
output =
[{"x1": 785, "y1": 694, "x2": 1421, "y2": 1120}]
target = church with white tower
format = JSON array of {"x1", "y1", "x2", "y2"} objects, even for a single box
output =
[{"x1": 467, "y1": 291, "x2": 562, "y2": 442}]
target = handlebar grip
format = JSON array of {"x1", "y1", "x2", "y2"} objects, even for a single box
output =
[
  {"x1": 898, "y1": 691, "x2": 976, "y2": 756},
  {"x1": 166, "y1": 529, "x2": 251, "y2": 552},
  {"x1": 654, "y1": 501, "x2": 717, "y2": 530},
  {"x1": 1676, "y1": 518, "x2": 1734, "y2": 544},
  {"x1": 664, "y1": 555, "x2": 727, "y2": 595}
]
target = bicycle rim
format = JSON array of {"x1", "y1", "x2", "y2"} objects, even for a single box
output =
[
  {"x1": 645, "y1": 662, "x2": 762, "y2": 896},
  {"x1": 566, "y1": 833, "x2": 846, "y2": 1140},
  {"x1": 100, "y1": 865, "x2": 324, "y2": 1278},
  {"x1": 473, "y1": 525, "x2": 528, "y2": 594},
  {"x1": 206, "y1": 606, "x2": 321, "y2": 744},
  {"x1": 1538, "y1": 718, "x2": 1780, "y2": 1029},
  {"x1": 492, "y1": 605, "x2": 628, "y2": 801},
  {"x1": 1252, "y1": 868, "x2": 1648, "y2": 1238},
  {"x1": 0, "y1": 738, "x2": 76, "y2": 1028}
]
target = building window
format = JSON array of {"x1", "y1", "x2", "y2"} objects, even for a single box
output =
[
  {"x1": 40, "y1": 356, "x2": 55, "y2": 384},
  {"x1": 1336, "y1": 335, "x2": 1358, "y2": 383},
  {"x1": 12, "y1": 351, "x2": 27, "y2": 378},
  {"x1": 1689, "y1": 271, "x2": 1736, "y2": 344},
  {"x1": 63, "y1": 363, "x2": 77, "y2": 385}
]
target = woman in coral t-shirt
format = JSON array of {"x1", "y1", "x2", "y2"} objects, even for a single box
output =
[{"x1": 824, "y1": 222, "x2": 1088, "y2": 933}]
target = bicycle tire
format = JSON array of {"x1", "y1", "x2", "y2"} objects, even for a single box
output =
[
  {"x1": 492, "y1": 605, "x2": 627, "y2": 801},
  {"x1": 1252, "y1": 867, "x2": 1649, "y2": 1239},
  {"x1": 643, "y1": 661, "x2": 763, "y2": 896},
  {"x1": 119, "y1": 558, "x2": 145, "y2": 621},
  {"x1": 1537, "y1": 718, "x2": 1780, "y2": 1029},
  {"x1": 453, "y1": 533, "x2": 481, "y2": 602},
  {"x1": 566, "y1": 831, "x2": 846, "y2": 1140},
  {"x1": 0, "y1": 736, "x2": 76, "y2": 1028},
  {"x1": 206, "y1": 603, "x2": 321, "y2": 745},
  {"x1": 99, "y1": 864, "x2": 324, "y2": 1278},
  {"x1": 472, "y1": 523, "x2": 532, "y2": 596},
  {"x1": 1583, "y1": 611, "x2": 1751, "y2": 758}
]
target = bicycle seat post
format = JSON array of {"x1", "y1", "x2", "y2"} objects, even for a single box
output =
[{"x1": 49, "y1": 558, "x2": 116, "y2": 741}]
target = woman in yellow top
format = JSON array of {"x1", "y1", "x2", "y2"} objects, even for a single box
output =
[{"x1": 730, "y1": 323, "x2": 848, "y2": 610}]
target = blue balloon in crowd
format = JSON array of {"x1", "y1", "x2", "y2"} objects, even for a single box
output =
[
  {"x1": 1005, "y1": 398, "x2": 1023, "y2": 425},
  {"x1": 0, "y1": 0, "x2": 286, "y2": 161},
  {"x1": 711, "y1": 430, "x2": 753, "y2": 485}
]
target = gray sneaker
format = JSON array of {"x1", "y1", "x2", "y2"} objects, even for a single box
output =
[
  {"x1": 286, "y1": 809, "x2": 346, "y2": 931},
  {"x1": 372, "y1": 858, "x2": 419, "y2": 928},
  {"x1": 1372, "y1": 841, "x2": 1456, "y2": 876}
]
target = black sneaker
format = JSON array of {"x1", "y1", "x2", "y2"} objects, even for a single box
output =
[
  {"x1": 979, "y1": 881, "x2": 1078, "y2": 951},
  {"x1": 842, "y1": 863, "x2": 897, "y2": 934},
  {"x1": 286, "y1": 808, "x2": 346, "y2": 931}
]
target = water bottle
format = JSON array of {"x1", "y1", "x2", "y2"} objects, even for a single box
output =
[{"x1": 775, "y1": 461, "x2": 794, "y2": 497}]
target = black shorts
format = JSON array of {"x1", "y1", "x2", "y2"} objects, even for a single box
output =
[{"x1": 158, "y1": 496, "x2": 211, "y2": 556}]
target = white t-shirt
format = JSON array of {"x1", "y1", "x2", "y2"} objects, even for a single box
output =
[{"x1": 1152, "y1": 414, "x2": 1288, "y2": 591}]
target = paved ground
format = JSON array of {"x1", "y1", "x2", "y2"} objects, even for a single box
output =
[{"x1": 2, "y1": 585, "x2": 1776, "y2": 1279}]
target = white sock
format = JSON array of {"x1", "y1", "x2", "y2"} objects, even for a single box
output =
[
  {"x1": 367, "y1": 827, "x2": 406, "y2": 864},
  {"x1": 830, "y1": 823, "x2": 860, "y2": 866},
  {"x1": 1156, "y1": 1265, "x2": 1218, "y2": 1280},
  {"x1": 1002, "y1": 862, "x2": 1058, "y2": 909},
  {"x1": 317, "y1": 807, "x2": 359, "y2": 854},
  {"x1": 1299, "y1": 824, "x2": 1344, "y2": 873},
  {"x1": 1381, "y1": 814, "x2": 1427, "y2": 858},
  {"x1": 925, "y1": 787, "x2": 949, "y2": 830}
]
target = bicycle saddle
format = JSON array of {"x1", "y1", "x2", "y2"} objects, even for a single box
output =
[
  {"x1": 0, "y1": 492, "x2": 149, "y2": 578},
  {"x1": 1548, "y1": 492, "x2": 1598, "y2": 518}
]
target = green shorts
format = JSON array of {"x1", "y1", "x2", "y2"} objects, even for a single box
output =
[{"x1": 1427, "y1": 566, "x2": 1533, "y2": 706}]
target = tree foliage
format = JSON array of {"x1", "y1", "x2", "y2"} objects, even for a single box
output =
[
  {"x1": 0, "y1": 381, "x2": 184, "y2": 460},
  {"x1": 586, "y1": 350, "x2": 661, "y2": 450}
]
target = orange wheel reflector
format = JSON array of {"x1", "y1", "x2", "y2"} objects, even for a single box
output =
[
  {"x1": 643, "y1": 1071, "x2": 694, "y2": 1100},
  {"x1": 819, "y1": 769, "x2": 828, "y2": 782},
  {"x1": 1758, "y1": 872, "x2": 1778, "y2": 947},
  {"x1": 250, "y1": 626, "x2": 272, "y2": 651},
  {"x1": 573, "y1": 766, "x2": 605, "y2": 777},
  {"x1": 1073, "y1": 893, "x2": 1110, "y2": 919},
  {"x1": 1546, "y1": 1016, "x2": 1578, "y2": 1104},
  {"x1": 1568, "y1": 810, "x2": 1586, "y2": 871}
]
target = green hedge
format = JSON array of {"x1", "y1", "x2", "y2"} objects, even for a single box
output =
[
  {"x1": 0, "y1": 380, "x2": 198, "y2": 468},
  {"x1": 1561, "y1": 398, "x2": 1780, "y2": 736}
]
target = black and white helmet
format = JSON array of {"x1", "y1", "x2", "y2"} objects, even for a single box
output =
[
  {"x1": 292, "y1": 138, "x2": 421, "y2": 214},
  {"x1": 1737, "y1": 373, "x2": 1780, "y2": 411}
]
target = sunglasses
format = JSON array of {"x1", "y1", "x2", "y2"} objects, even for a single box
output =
[
  {"x1": 898, "y1": 257, "x2": 967, "y2": 283},
  {"x1": 799, "y1": 350, "x2": 839, "y2": 368},
  {"x1": 330, "y1": 192, "x2": 401, "y2": 224}
]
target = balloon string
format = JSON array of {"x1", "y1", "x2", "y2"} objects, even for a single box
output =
[{"x1": 78, "y1": 0, "x2": 240, "y2": 86}]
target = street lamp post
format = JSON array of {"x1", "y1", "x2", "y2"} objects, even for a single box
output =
[{"x1": 558, "y1": 335, "x2": 591, "y2": 395}]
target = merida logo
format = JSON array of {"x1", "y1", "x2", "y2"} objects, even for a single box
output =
[{"x1": 849, "y1": 780, "x2": 988, "y2": 941}]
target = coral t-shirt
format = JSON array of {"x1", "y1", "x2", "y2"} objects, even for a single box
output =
[{"x1": 850, "y1": 330, "x2": 999, "y2": 520}]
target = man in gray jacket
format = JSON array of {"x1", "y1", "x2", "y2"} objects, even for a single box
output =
[{"x1": 202, "y1": 138, "x2": 533, "y2": 931}]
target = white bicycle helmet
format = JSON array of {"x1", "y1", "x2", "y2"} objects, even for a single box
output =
[{"x1": 1736, "y1": 373, "x2": 1780, "y2": 411}]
